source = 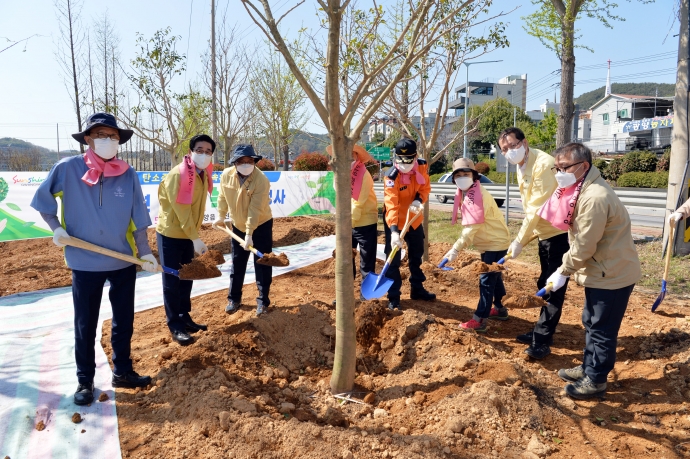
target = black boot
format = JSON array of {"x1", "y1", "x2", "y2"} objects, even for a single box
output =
[
  {"x1": 182, "y1": 314, "x2": 207, "y2": 333},
  {"x1": 112, "y1": 370, "x2": 152, "y2": 388},
  {"x1": 74, "y1": 382, "x2": 94, "y2": 406},
  {"x1": 410, "y1": 288, "x2": 436, "y2": 301}
]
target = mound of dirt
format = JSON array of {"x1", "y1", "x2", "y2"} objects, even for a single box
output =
[
  {"x1": 273, "y1": 217, "x2": 335, "y2": 246},
  {"x1": 178, "y1": 250, "x2": 224, "y2": 280},
  {"x1": 355, "y1": 301, "x2": 387, "y2": 347},
  {"x1": 257, "y1": 252, "x2": 290, "y2": 267},
  {"x1": 503, "y1": 294, "x2": 546, "y2": 309}
]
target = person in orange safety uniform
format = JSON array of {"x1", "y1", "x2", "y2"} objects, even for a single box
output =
[{"x1": 382, "y1": 138, "x2": 436, "y2": 310}]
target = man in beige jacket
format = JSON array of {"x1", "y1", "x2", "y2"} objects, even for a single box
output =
[
  {"x1": 213, "y1": 144, "x2": 273, "y2": 316},
  {"x1": 496, "y1": 127, "x2": 569, "y2": 360},
  {"x1": 543, "y1": 143, "x2": 640, "y2": 399}
]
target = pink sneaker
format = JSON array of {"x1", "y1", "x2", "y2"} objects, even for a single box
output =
[
  {"x1": 489, "y1": 307, "x2": 509, "y2": 321},
  {"x1": 459, "y1": 319, "x2": 487, "y2": 333}
]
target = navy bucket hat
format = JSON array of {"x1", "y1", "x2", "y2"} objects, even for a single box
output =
[
  {"x1": 72, "y1": 112, "x2": 134, "y2": 145},
  {"x1": 229, "y1": 144, "x2": 262, "y2": 164}
]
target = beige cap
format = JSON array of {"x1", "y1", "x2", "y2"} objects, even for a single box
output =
[{"x1": 452, "y1": 158, "x2": 476, "y2": 176}]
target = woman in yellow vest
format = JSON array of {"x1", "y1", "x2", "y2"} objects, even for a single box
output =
[
  {"x1": 156, "y1": 134, "x2": 215, "y2": 345},
  {"x1": 213, "y1": 145, "x2": 273, "y2": 316}
]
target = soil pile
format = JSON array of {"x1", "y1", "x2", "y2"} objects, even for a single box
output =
[
  {"x1": 178, "y1": 250, "x2": 225, "y2": 280},
  {"x1": 355, "y1": 301, "x2": 387, "y2": 347},
  {"x1": 503, "y1": 294, "x2": 546, "y2": 309},
  {"x1": 257, "y1": 252, "x2": 290, "y2": 267},
  {"x1": 0, "y1": 218, "x2": 332, "y2": 297}
]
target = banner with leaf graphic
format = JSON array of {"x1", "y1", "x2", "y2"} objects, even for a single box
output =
[{"x1": 0, "y1": 171, "x2": 336, "y2": 242}]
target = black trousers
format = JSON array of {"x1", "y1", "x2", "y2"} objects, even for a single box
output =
[
  {"x1": 383, "y1": 218, "x2": 427, "y2": 301},
  {"x1": 476, "y1": 250, "x2": 508, "y2": 319},
  {"x1": 157, "y1": 232, "x2": 195, "y2": 333},
  {"x1": 582, "y1": 284, "x2": 635, "y2": 384},
  {"x1": 532, "y1": 232, "x2": 570, "y2": 345},
  {"x1": 229, "y1": 219, "x2": 273, "y2": 307},
  {"x1": 72, "y1": 265, "x2": 137, "y2": 384},
  {"x1": 352, "y1": 223, "x2": 378, "y2": 279}
]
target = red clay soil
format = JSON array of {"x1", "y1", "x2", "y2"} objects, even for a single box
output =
[
  {"x1": 256, "y1": 252, "x2": 290, "y2": 267},
  {"x1": 0, "y1": 217, "x2": 335, "y2": 297},
  {"x1": 178, "y1": 250, "x2": 225, "y2": 280},
  {"x1": 94, "y1": 239, "x2": 690, "y2": 459}
]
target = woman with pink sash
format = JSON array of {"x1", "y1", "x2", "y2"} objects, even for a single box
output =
[{"x1": 442, "y1": 158, "x2": 510, "y2": 333}]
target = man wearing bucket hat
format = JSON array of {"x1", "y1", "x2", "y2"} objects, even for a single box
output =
[
  {"x1": 213, "y1": 144, "x2": 273, "y2": 316},
  {"x1": 31, "y1": 112, "x2": 157, "y2": 405},
  {"x1": 156, "y1": 134, "x2": 216, "y2": 346},
  {"x1": 382, "y1": 138, "x2": 435, "y2": 310},
  {"x1": 443, "y1": 158, "x2": 511, "y2": 332},
  {"x1": 497, "y1": 127, "x2": 570, "y2": 360}
]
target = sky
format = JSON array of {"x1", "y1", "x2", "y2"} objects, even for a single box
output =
[{"x1": 0, "y1": 0, "x2": 680, "y2": 151}]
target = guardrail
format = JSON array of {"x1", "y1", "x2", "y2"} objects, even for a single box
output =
[{"x1": 373, "y1": 183, "x2": 668, "y2": 209}]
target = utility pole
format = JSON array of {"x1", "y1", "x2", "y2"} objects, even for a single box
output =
[
  {"x1": 668, "y1": 0, "x2": 690, "y2": 255},
  {"x1": 211, "y1": 0, "x2": 218, "y2": 165}
]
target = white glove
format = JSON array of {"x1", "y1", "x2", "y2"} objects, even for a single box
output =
[
  {"x1": 52, "y1": 227, "x2": 70, "y2": 247},
  {"x1": 390, "y1": 231, "x2": 403, "y2": 250},
  {"x1": 669, "y1": 212, "x2": 684, "y2": 224},
  {"x1": 409, "y1": 200, "x2": 422, "y2": 214},
  {"x1": 140, "y1": 254, "x2": 158, "y2": 273},
  {"x1": 242, "y1": 234, "x2": 254, "y2": 251},
  {"x1": 546, "y1": 270, "x2": 569, "y2": 292},
  {"x1": 444, "y1": 248, "x2": 459, "y2": 263},
  {"x1": 192, "y1": 238, "x2": 208, "y2": 255},
  {"x1": 509, "y1": 240, "x2": 523, "y2": 259},
  {"x1": 212, "y1": 219, "x2": 227, "y2": 230}
]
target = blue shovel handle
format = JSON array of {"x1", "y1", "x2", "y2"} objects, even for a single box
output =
[
  {"x1": 161, "y1": 265, "x2": 180, "y2": 277},
  {"x1": 536, "y1": 283, "x2": 553, "y2": 297},
  {"x1": 438, "y1": 258, "x2": 454, "y2": 270}
]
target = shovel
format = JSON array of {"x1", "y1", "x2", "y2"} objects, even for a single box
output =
[
  {"x1": 535, "y1": 283, "x2": 553, "y2": 297},
  {"x1": 498, "y1": 234, "x2": 539, "y2": 265},
  {"x1": 58, "y1": 236, "x2": 180, "y2": 277},
  {"x1": 652, "y1": 222, "x2": 676, "y2": 312},
  {"x1": 214, "y1": 223, "x2": 289, "y2": 267},
  {"x1": 361, "y1": 210, "x2": 423, "y2": 300}
]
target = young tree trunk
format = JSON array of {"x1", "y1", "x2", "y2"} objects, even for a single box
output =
[
  {"x1": 557, "y1": 23, "x2": 575, "y2": 148},
  {"x1": 281, "y1": 141, "x2": 289, "y2": 171},
  {"x1": 329, "y1": 135, "x2": 357, "y2": 395},
  {"x1": 66, "y1": 0, "x2": 83, "y2": 152}
]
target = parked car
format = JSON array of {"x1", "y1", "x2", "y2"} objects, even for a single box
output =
[{"x1": 435, "y1": 173, "x2": 504, "y2": 207}]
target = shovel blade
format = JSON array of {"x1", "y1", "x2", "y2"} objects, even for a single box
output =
[
  {"x1": 651, "y1": 280, "x2": 667, "y2": 312},
  {"x1": 361, "y1": 272, "x2": 394, "y2": 300},
  {"x1": 161, "y1": 265, "x2": 180, "y2": 277}
]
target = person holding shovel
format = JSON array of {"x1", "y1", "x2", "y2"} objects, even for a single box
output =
[
  {"x1": 327, "y1": 144, "x2": 379, "y2": 304},
  {"x1": 156, "y1": 134, "x2": 215, "y2": 346},
  {"x1": 382, "y1": 138, "x2": 435, "y2": 310},
  {"x1": 540, "y1": 142, "x2": 640, "y2": 399},
  {"x1": 496, "y1": 127, "x2": 570, "y2": 360},
  {"x1": 442, "y1": 158, "x2": 511, "y2": 333},
  {"x1": 30, "y1": 112, "x2": 157, "y2": 406},
  {"x1": 213, "y1": 144, "x2": 273, "y2": 316}
]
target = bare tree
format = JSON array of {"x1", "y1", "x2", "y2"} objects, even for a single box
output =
[
  {"x1": 203, "y1": 18, "x2": 255, "y2": 165},
  {"x1": 54, "y1": 0, "x2": 86, "y2": 152},
  {"x1": 4, "y1": 148, "x2": 42, "y2": 171},
  {"x1": 93, "y1": 11, "x2": 123, "y2": 115},
  {"x1": 249, "y1": 44, "x2": 308, "y2": 171},
  {"x1": 242, "y1": 0, "x2": 508, "y2": 393},
  {"x1": 120, "y1": 28, "x2": 199, "y2": 164}
]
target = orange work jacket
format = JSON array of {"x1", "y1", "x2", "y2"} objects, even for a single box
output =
[{"x1": 383, "y1": 159, "x2": 431, "y2": 232}]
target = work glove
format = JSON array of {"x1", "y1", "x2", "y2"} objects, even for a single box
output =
[
  {"x1": 509, "y1": 240, "x2": 523, "y2": 259},
  {"x1": 545, "y1": 271, "x2": 569, "y2": 292},
  {"x1": 390, "y1": 231, "x2": 403, "y2": 250},
  {"x1": 409, "y1": 200, "x2": 422, "y2": 214},
  {"x1": 212, "y1": 219, "x2": 227, "y2": 230},
  {"x1": 52, "y1": 227, "x2": 70, "y2": 247},
  {"x1": 140, "y1": 254, "x2": 158, "y2": 273},
  {"x1": 669, "y1": 212, "x2": 684, "y2": 224},
  {"x1": 242, "y1": 234, "x2": 254, "y2": 251},
  {"x1": 192, "y1": 238, "x2": 208, "y2": 255},
  {"x1": 444, "y1": 248, "x2": 459, "y2": 263}
]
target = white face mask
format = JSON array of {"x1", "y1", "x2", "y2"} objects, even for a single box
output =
[
  {"x1": 236, "y1": 163, "x2": 254, "y2": 176},
  {"x1": 191, "y1": 153, "x2": 212, "y2": 170},
  {"x1": 92, "y1": 138, "x2": 119, "y2": 160},
  {"x1": 454, "y1": 176, "x2": 474, "y2": 191},
  {"x1": 504, "y1": 144, "x2": 526, "y2": 165},
  {"x1": 555, "y1": 171, "x2": 578, "y2": 189},
  {"x1": 397, "y1": 163, "x2": 414, "y2": 173}
]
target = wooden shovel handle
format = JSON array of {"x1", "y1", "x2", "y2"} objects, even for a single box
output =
[
  {"x1": 214, "y1": 224, "x2": 262, "y2": 257},
  {"x1": 58, "y1": 236, "x2": 163, "y2": 272},
  {"x1": 663, "y1": 223, "x2": 675, "y2": 281}
]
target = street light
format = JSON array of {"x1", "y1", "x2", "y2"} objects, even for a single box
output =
[{"x1": 462, "y1": 59, "x2": 503, "y2": 158}]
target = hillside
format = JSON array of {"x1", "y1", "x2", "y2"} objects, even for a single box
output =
[{"x1": 574, "y1": 82, "x2": 675, "y2": 110}]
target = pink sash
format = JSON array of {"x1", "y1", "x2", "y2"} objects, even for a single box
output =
[
  {"x1": 81, "y1": 148, "x2": 129, "y2": 186},
  {"x1": 395, "y1": 161, "x2": 426, "y2": 185},
  {"x1": 537, "y1": 176, "x2": 586, "y2": 231},
  {"x1": 451, "y1": 180, "x2": 484, "y2": 225},
  {"x1": 176, "y1": 155, "x2": 214, "y2": 205},
  {"x1": 351, "y1": 160, "x2": 366, "y2": 200}
]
